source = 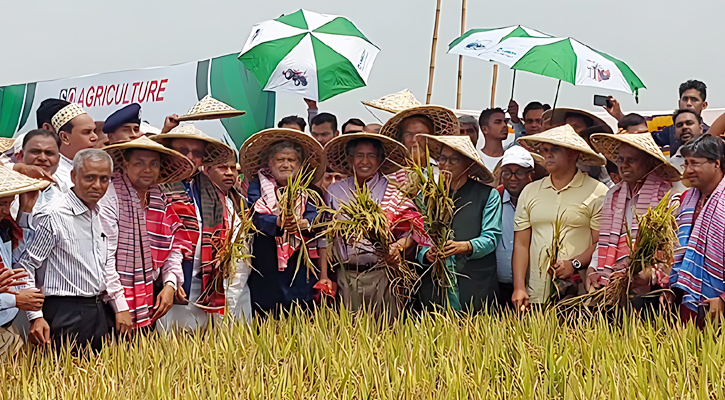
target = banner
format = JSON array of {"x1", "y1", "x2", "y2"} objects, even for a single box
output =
[{"x1": 0, "y1": 53, "x2": 275, "y2": 149}]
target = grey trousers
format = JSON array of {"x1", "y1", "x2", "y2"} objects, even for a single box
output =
[{"x1": 336, "y1": 266, "x2": 401, "y2": 322}]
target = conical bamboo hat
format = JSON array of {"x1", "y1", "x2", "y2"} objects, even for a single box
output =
[
  {"x1": 0, "y1": 164, "x2": 50, "y2": 197},
  {"x1": 324, "y1": 133, "x2": 409, "y2": 176},
  {"x1": 517, "y1": 124, "x2": 606, "y2": 166},
  {"x1": 102, "y1": 135, "x2": 196, "y2": 184},
  {"x1": 176, "y1": 95, "x2": 246, "y2": 122},
  {"x1": 417, "y1": 134, "x2": 494, "y2": 183},
  {"x1": 239, "y1": 128, "x2": 325, "y2": 183},
  {"x1": 590, "y1": 132, "x2": 681, "y2": 182},
  {"x1": 362, "y1": 89, "x2": 422, "y2": 114},
  {"x1": 150, "y1": 124, "x2": 235, "y2": 167}
]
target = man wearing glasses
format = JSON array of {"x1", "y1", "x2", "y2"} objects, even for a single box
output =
[{"x1": 495, "y1": 147, "x2": 537, "y2": 308}]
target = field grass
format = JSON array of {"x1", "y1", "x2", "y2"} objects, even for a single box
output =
[{"x1": 1, "y1": 306, "x2": 724, "y2": 399}]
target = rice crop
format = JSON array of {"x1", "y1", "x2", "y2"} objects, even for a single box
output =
[{"x1": 2, "y1": 306, "x2": 724, "y2": 399}]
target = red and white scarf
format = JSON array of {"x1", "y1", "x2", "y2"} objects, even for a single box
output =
[
  {"x1": 253, "y1": 168, "x2": 319, "y2": 271},
  {"x1": 595, "y1": 172, "x2": 672, "y2": 289}
]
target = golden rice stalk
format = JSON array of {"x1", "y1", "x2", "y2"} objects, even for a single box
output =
[
  {"x1": 543, "y1": 212, "x2": 567, "y2": 302},
  {"x1": 401, "y1": 145, "x2": 456, "y2": 291},
  {"x1": 277, "y1": 163, "x2": 325, "y2": 280},
  {"x1": 199, "y1": 195, "x2": 259, "y2": 309},
  {"x1": 559, "y1": 193, "x2": 678, "y2": 310},
  {"x1": 319, "y1": 179, "x2": 420, "y2": 305}
]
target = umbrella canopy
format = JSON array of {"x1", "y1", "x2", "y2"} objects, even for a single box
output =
[
  {"x1": 239, "y1": 9, "x2": 380, "y2": 101},
  {"x1": 476, "y1": 36, "x2": 646, "y2": 96},
  {"x1": 448, "y1": 25, "x2": 552, "y2": 58}
]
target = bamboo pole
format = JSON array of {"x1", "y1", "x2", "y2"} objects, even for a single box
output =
[
  {"x1": 490, "y1": 64, "x2": 498, "y2": 108},
  {"x1": 426, "y1": 0, "x2": 442, "y2": 105},
  {"x1": 456, "y1": 0, "x2": 467, "y2": 109}
]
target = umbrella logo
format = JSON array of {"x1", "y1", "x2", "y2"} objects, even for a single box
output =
[
  {"x1": 465, "y1": 40, "x2": 492, "y2": 51},
  {"x1": 495, "y1": 48, "x2": 517, "y2": 58},
  {"x1": 251, "y1": 28, "x2": 262, "y2": 43},
  {"x1": 283, "y1": 69, "x2": 308, "y2": 86},
  {"x1": 357, "y1": 49, "x2": 368, "y2": 70},
  {"x1": 586, "y1": 62, "x2": 611, "y2": 82}
]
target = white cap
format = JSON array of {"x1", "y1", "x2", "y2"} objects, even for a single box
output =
[{"x1": 501, "y1": 146, "x2": 534, "y2": 169}]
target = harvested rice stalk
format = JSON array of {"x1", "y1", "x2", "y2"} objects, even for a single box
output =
[
  {"x1": 559, "y1": 192, "x2": 678, "y2": 309},
  {"x1": 320, "y1": 179, "x2": 420, "y2": 305},
  {"x1": 543, "y1": 212, "x2": 568, "y2": 303},
  {"x1": 403, "y1": 146, "x2": 456, "y2": 295},
  {"x1": 198, "y1": 194, "x2": 259, "y2": 309},
  {"x1": 277, "y1": 163, "x2": 325, "y2": 280}
]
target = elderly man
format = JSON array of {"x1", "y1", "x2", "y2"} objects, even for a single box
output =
[
  {"x1": 99, "y1": 136, "x2": 195, "y2": 330},
  {"x1": 16, "y1": 149, "x2": 131, "y2": 351},
  {"x1": 322, "y1": 133, "x2": 425, "y2": 320},
  {"x1": 588, "y1": 132, "x2": 681, "y2": 308},
  {"x1": 103, "y1": 103, "x2": 143, "y2": 145},
  {"x1": 203, "y1": 160, "x2": 252, "y2": 322},
  {"x1": 150, "y1": 125, "x2": 235, "y2": 331},
  {"x1": 495, "y1": 147, "x2": 538, "y2": 307},
  {"x1": 416, "y1": 135, "x2": 502, "y2": 312},
  {"x1": 49, "y1": 103, "x2": 99, "y2": 189},
  {"x1": 512, "y1": 125, "x2": 609, "y2": 309},
  {"x1": 240, "y1": 128, "x2": 325, "y2": 317},
  {"x1": 669, "y1": 135, "x2": 725, "y2": 324}
]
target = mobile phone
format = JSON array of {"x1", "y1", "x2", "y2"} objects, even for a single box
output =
[{"x1": 593, "y1": 95, "x2": 612, "y2": 108}]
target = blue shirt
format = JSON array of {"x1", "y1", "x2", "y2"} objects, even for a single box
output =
[{"x1": 495, "y1": 190, "x2": 516, "y2": 283}]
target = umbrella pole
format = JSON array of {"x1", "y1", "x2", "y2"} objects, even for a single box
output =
[
  {"x1": 510, "y1": 69, "x2": 517, "y2": 100},
  {"x1": 490, "y1": 64, "x2": 498, "y2": 108},
  {"x1": 552, "y1": 79, "x2": 562, "y2": 110},
  {"x1": 426, "y1": 0, "x2": 443, "y2": 105},
  {"x1": 456, "y1": 0, "x2": 467, "y2": 109}
]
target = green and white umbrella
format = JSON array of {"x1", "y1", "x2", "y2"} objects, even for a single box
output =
[
  {"x1": 474, "y1": 36, "x2": 646, "y2": 96},
  {"x1": 448, "y1": 25, "x2": 552, "y2": 59},
  {"x1": 239, "y1": 9, "x2": 379, "y2": 102}
]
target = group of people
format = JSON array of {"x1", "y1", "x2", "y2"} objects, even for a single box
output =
[{"x1": 0, "y1": 77, "x2": 723, "y2": 353}]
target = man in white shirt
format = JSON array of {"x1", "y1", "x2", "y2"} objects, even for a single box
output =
[
  {"x1": 478, "y1": 108, "x2": 509, "y2": 172},
  {"x1": 49, "y1": 103, "x2": 99, "y2": 190},
  {"x1": 16, "y1": 149, "x2": 131, "y2": 351}
]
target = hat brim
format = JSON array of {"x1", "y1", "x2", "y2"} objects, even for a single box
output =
[
  {"x1": 416, "y1": 134, "x2": 494, "y2": 184},
  {"x1": 240, "y1": 129, "x2": 325, "y2": 183},
  {"x1": 590, "y1": 133, "x2": 681, "y2": 182},
  {"x1": 176, "y1": 110, "x2": 246, "y2": 122},
  {"x1": 151, "y1": 132, "x2": 235, "y2": 167},
  {"x1": 0, "y1": 165, "x2": 51, "y2": 197},
  {"x1": 324, "y1": 133, "x2": 409, "y2": 177},
  {"x1": 103, "y1": 140, "x2": 196, "y2": 184},
  {"x1": 518, "y1": 135, "x2": 606, "y2": 167},
  {"x1": 543, "y1": 108, "x2": 608, "y2": 129},
  {"x1": 379, "y1": 105, "x2": 460, "y2": 140},
  {"x1": 0, "y1": 138, "x2": 15, "y2": 154}
]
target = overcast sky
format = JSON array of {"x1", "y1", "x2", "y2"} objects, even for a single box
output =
[{"x1": 2, "y1": 0, "x2": 723, "y2": 125}]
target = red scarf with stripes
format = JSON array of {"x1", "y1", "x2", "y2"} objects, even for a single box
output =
[{"x1": 114, "y1": 172, "x2": 185, "y2": 328}]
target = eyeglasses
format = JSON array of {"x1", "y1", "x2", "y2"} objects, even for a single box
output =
[
  {"x1": 178, "y1": 148, "x2": 205, "y2": 159},
  {"x1": 683, "y1": 160, "x2": 714, "y2": 169},
  {"x1": 501, "y1": 170, "x2": 533, "y2": 179},
  {"x1": 437, "y1": 155, "x2": 461, "y2": 165}
]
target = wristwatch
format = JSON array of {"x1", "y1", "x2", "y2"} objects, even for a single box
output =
[{"x1": 571, "y1": 259, "x2": 583, "y2": 270}]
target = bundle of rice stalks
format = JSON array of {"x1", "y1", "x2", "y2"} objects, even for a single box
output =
[
  {"x1": 560, "y1": 192, "x2": 678, "y2": 309},
  {"x1": 277, "y1": 163, "x2": 325, "y2": 280},
  {"x1": 321, "y1": 179, "x2": 420, "y2": 305},
  {"x1": 405, "y1": 148, "x2": 456, "y2": 292},
  {"x1": 199, "y1": 193, "x2": 259, "y2": 308}
]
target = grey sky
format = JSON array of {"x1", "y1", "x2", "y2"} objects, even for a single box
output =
[{"x1": 2, "y1": 0, "x2": 722, "y2": 127}]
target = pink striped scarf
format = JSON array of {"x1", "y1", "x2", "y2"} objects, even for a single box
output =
[
  {"x1": 253, "y1": 168, "x2": 318, "y2": 271},
  {"x1": 115, "y1": 172, "x2": 182, "y2": 328},
  {"x1": 595, "y1": 172, "x2": 672, "y2": 287}
]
